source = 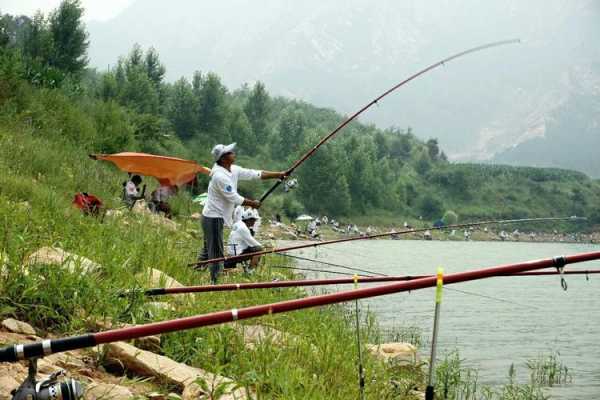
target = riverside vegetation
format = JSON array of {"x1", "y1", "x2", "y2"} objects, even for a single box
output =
[
  {"x1": 0, "y1": 1, "x2": 584, "y2": 398},
  {"x1": 2, "y1": 1, "x2": 600, "y2": 226},
  {"x1": 0, "y1": 130, "x2": 574, "y2": 399}
]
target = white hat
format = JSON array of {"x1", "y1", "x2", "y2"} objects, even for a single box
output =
[
  {"x1": 211, "y1": 143, "x2": 237, "y2": 161},
  {"x1": 241, "y1": 208, "x2": 257, "y2": 221}
]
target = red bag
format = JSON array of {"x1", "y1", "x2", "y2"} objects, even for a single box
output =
[{"x1": 72, "y1": 192, "x2": 103, "y2": 216}]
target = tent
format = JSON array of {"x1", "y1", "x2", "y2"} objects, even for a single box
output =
[{"x1": 91, "y1": 152, "x2": 210, "y2": 186}]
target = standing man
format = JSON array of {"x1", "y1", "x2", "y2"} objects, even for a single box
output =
[{"x1": 199, "y1": 143, "x2": 286, "y2": 284}]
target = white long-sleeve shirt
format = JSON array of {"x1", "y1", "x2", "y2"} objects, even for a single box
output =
[
  {"x1": 202, "y1": 164, "x2": 261, "y2": 227},
  {"x1": 227, "y1": 220, "x2": 262, "y2": 255}
]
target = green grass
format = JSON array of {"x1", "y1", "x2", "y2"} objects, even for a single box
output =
[{"x1": 0, "y1": 127, "x2": 427, "y2": 398}]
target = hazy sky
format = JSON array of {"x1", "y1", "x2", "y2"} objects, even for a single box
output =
[{"x1": 0, "y1": 0, "x2": 133, "y2": 21}]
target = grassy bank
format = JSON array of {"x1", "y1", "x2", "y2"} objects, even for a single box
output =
[
  {"x1": 0, "y1": 128, "x2": 424, "y2": 398},
  {"x1": 0, "y1": 127, "x2": 575, "y2": 399}
]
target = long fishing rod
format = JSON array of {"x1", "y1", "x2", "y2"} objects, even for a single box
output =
[
  {"x1": 281, "y1": 253, "x2": 385, "y2": 276},
  {"x1": 3, "y1": 250, "x2": 600, "y2": 363},
  {"x1": 136, "y1": 269, "x2": 600, "y2": 296},
  {"x1": 193, "y1": 216, "x2": 585, "y2": 267},
  {"x1": 258, "y1": 39, "x2": 520, "y2": 204}
]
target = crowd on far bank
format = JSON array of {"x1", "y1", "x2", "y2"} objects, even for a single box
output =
[
  {"x1": 263, "y1": 214, "x2": 599, "y2": 245},
  {"x1": 268, "y1": 213, "x2": 382, "y2": 240}
]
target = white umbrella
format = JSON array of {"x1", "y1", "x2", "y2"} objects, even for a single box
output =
[{"x1": 296, "y1": 214, "x2": 313, "y2": 221}]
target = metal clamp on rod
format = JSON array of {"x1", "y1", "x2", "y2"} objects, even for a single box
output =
[{"x1": 553, "y1": 256, "x2": 568, "y2": 291}]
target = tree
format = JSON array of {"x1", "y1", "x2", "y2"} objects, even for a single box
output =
[
  {"x1": 92, "y1": 100, "x2": 135, "y2": 152},
  {"x1": 414, "y1": 152, "x2": 432, "y2": 175},
  {"x1": 296, "y1": 131, "x2": 351, "y2": 215},
  {"x1": 98, "y1": 71, "x2": 118, "y2": 101},
  {"x1": 426, "y1": 138, "x2": 440, "y2": 160},
  {"x1": 168, "y1": 77, "x2": 196, "y2": 139},
  {"x1": 442, "y1": 210, "x2": 458, "y2": 225},
  {"x1": 390, "y1": 134, "x2": 412, "y2": 159},
  {"x1": 228, "y1": 106, "x2": 256, "y2": 152},
  {"x1": 198, "y1": 72, "x2": 228, "y2": 141},
  {"x1": 125, "y1": 43, "x2": 143, "y2": 74},
  {"x1": 120, "y1": 65, "x2": 159, "y2": 114},
  {"x1": 273, "y1": 108, "x2": 306, "y2": 159},
  {"x1": 374, "y1": 132, "x2": 388, "y2": 159},
  {"x1": 244, "y1": 81, "x2": 270, "y2": 142},
  {"x1": 48, "y1": 0, "x2": 88, "y2": 75},
  {"x1": 22, "y1": 12, "x2": 52, "y2": 62},
  {"x1": 345, "y1": 139, "x2": 379, "y2": 210},
  {"x1": 417, "y1": 193, "x2": 444, "y2": 219},
  {"x1": 144, "y1": 47, "x2": 165, "y2": 87},
  {"x1": 191, "y1": 70, "x2": 203, "y2": 96}
]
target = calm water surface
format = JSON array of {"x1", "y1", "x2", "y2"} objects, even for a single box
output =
[{"x1": 281, "y1": 240, "x2": 600, "y2": 399}]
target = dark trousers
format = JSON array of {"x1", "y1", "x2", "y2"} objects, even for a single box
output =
[{"x1": 199, "y1": 216, "x2": 224, "y2": 284}]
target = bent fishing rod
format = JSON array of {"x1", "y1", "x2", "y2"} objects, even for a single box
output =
[
  {"x1": 135, "y1": 269, "x2": 600, "y2": 296},
  {"x1": 3, "y1": 250, "x2": 600, "y2": 363},
  {"x1": 259, "y1": 39, "x2": 520, "y2": 204},
  {"x1": 193, "y1": 216, "x2": 585, "y2": 267}
]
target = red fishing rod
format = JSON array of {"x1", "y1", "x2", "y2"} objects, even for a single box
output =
[
  {"x1": 3, "y1": 250, "x2": 600, "y2": 362},
  {"x1": 193, "y1": 216, "x2": 585, "y2": 267},
  {"x1": 259, "y1": 39, "x2": 520, "y2": 203},
  {"x1": 135, "y1": 269, "x2": 600, "y2": 296}
]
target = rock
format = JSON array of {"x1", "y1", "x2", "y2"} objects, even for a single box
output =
[
  {"x1": 133, "y1": 201, "x2": 179, "y2": 231},
  {"x1": 85, "y1": 382, "x2": 134, "y2": 400},
  {"x1": 102, "y1": 342, "x2": 247, "y2": 398},
  {"x1": 25, "y1": 247, "x2": 102, "y2": 274},
  {"x1": 106, "y1": 209, "x2": 125, "y2": 218},
  {"x1": 146, "y1": 392, "x2": 167, "y2": 400},
  {"x1": 367, "y1": 342, "x2": 418, "y2": 365},
  {"x1": 0, "y1": 252, "x2": 8, "y2": 278},
  {"x1": 134, "y1": 335, "x2": 162, "y2": 353},
  {"x1": 238, "y1": 325, "x2": 291, "y2": 349},
  {"x1": 0, "y1": 331, "x2": 40, "y2": 344},
  {"x1": 409, "y1": 390, "x2": 426, "y2": 400},
  {"x1": 1, "y1": 318, "x2": 36, "y2": 335},
  {"x1": 147, "y1": 302, "x2": 176, "y2": 312},
  {"x1": 190, "y1": 213, "x2": 201, "y2": 220},
  {"x1": 143, "y1": 268, "x2": 184, "y2": 289},
  {"x1": 0, "y1": 375, "x2": 20, "y2": 400},
  {"x1": 132, "y1": 200, "x2": 151, "y2": 215},
  {"x1": 182, "y1": 382, "x2": 249, "y2": 400}
]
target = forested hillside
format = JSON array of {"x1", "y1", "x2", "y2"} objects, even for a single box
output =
[{"x1": 1, "y1": 1, "x2": 599, "y2": 227}]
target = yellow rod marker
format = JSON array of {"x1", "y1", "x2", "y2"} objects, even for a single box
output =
[
  {"x1": 353, "y1": 274, "x2": 359, "y2": 289},
  {"x1": 436, "y1": 267, "x2": 444, "y2": 303},
  {"x1": 426, "y1": 267, "x2": 444, "y2": 400}
]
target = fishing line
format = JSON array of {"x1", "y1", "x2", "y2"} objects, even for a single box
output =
[
  {"x1": 286, "y1": 257, "x2": 541, "y2": 310},
  {"x1": 281, "y1": 253, "x2": 385, "y2": 277},
  {"x1": 268, "y1": 264, "x2": 374, "y2": 277},
  {"x1": 444, "y1": 287, "x2": 541, "y2": 310},
  {"x1": 283, "y1": 254, "x2": 539, "y2": 310}
]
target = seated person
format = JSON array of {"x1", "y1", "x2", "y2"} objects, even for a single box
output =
[
  {"x1": 122, "y1": 175, "x2": 145, "y2": 207},
  {"x1": 150, "y1": 184, "x2": 177, "y2": 218},
  {"x1": 224, "y1": 208, "x2": 263, "y2": 271}
]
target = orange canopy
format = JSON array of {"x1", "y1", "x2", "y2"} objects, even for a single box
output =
[{"x1": 91, "y1": 152, "x2": 211, "y2": 186}]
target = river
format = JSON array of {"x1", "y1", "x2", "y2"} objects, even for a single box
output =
[{"x1": 280, "y1": 240, "x2": 600, "y2": 399}]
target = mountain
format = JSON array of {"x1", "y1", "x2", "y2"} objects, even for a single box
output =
[
  {"x1": 494, "y1": 62, "x2": 600, "y2": 178},
  {"x1": 86, "y1": 0, "x2": 600, "y2": 173}
]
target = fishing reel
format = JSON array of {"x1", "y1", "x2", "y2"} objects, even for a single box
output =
[
  {"x1": 283, "y1": 178, "x2": 298, "y2": 192},
  {"x1": 11, "y1": 358, "x2": 84, "y2": 400}
]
